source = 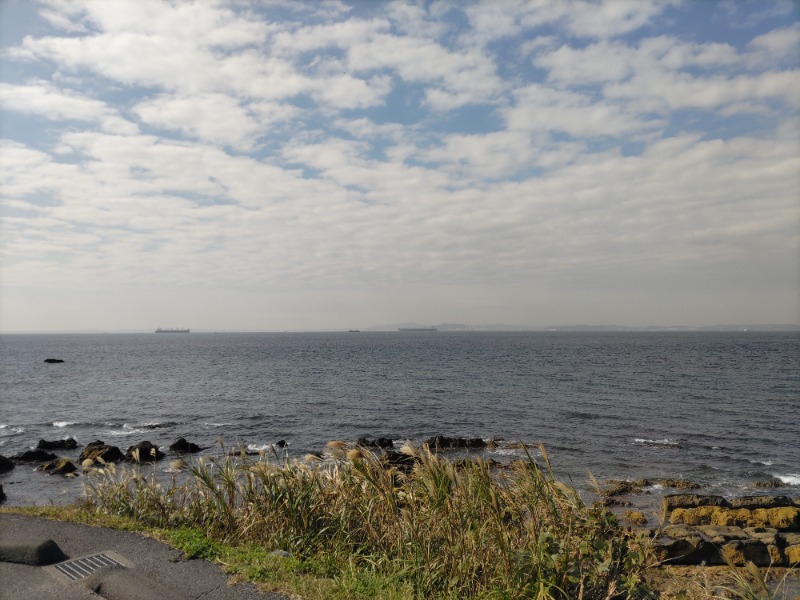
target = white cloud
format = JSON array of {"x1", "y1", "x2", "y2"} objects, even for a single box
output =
[
  {"x1": 0, "y1": 80, "x2": 138, "y2": 134},
  {"x1": 133, "y1": 92, "x2": 262, "y2": 150}
]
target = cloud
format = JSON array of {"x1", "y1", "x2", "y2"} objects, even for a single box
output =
[
  {"x1": 0, "y1": 80, "x2": 137, "y2": 134},
  {"x1": 1, "y1": 0, "x2": 798, "y2": 330}
]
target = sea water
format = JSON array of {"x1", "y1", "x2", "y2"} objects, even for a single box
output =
[{"x1": 1, "y1": 331, "x2": 798, "y2": 506}]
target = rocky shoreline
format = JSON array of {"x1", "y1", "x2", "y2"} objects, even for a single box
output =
[{"x1": 2, "y1": 435, "x2": 799, "y2": 569}]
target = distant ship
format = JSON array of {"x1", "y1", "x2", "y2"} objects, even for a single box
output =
[
  {"x1": 398, "y1": 327, "x2": 437, "y2": 331},
  {"x1": 155, "y1": 328, "x2": 190, "y2": 333}
]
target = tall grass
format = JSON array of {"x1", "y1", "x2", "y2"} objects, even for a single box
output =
[{"x1": 81, "y1": 444, "x2": 652, "y2": 599}]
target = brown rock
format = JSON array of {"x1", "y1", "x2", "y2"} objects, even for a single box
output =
[
  {"x1": 657, "y1": 478, "x2": 701, "y2": 490},
  {"x1": 719, "y1": 539, "x2": 773, "y2": 566},
  {"x1": 625, "y1": 510, "x2": 648, "y2": 525},
  {"x1": 744, "y1": 527, "x2": 779, "y2": 545},
  {"x1": 728, "y1": 495, "x2": 793, "y2": 509},
  {"x1": 786, "y1": 545, "x2": 800, "y2": 565},
  {"x1": 661, "y1": 494, "x2": 727, "y2": 521},
  {"x1": 696, "y1": 525, "x2": 747, "y2": 543}
]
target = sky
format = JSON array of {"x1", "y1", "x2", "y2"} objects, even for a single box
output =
[{"x1": 0, "y1": 0, "x2": 798, "y2": 332}]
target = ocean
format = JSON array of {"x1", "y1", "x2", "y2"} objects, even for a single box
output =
[{"x1": 1, "y1": 331, "x2": 798, "y2": 508}]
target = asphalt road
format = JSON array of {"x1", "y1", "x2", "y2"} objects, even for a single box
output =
[{"x1": 0, "y1": 513, "x2": 290, "y2": 600}]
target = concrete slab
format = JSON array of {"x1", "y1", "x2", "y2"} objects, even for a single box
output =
[{"x1": 0, "y1": 513, "x2": 288, "y2": 600}]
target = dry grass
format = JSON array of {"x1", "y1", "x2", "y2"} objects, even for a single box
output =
[{"x1": 79, "y1": 443, "x2": 653, "y2": 599}]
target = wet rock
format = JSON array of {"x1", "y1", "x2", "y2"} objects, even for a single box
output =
[
  {"x1": 37, "y1": 438, "x2": 78, "y2": 450},
  {"x1": 79, "y1": 441, "x2": 124, "y2": 464},
  {"x1": 43, "y1": 358, "x2": 64, "y2": 363},
  {"x1": 656, "y1": 478, "x2": 701, "y2": 490},
  {"x1": 754, "y1": 478, "x2": 784, "y2": 488},
  {"x1": 602, "y1": 479, "x2": 650, "y2": 497},
  {"x1": 125, "y1": 441, "x2": 165, "y2": 463},
  {"x1": 11, "y1": 449, "x2": 57, "y2": 462},
  {"x1": 424, "y1": 436, "x2": 486, "y2": 450},
  {"x1": 598, "y1": 497, "x2": 632, "y2": 507},
  {"x1": 0, "y1": 484, "x2": 5, "y2": 503},
  {"x1": 37, "y1": 458, "x2": 77, "y2": 475},
  {"x1": 169, "y1": 437, "x2": 202, "y2": 454},
  {"x1": 357, "y1": 437, "x2": 394, "y2": 449},
  {"x1": 728, "y1": 495, "x2": 793, "y2": 509},
  {"x1": 0, "y1": 455, "x2": 14, "y2": 473}
]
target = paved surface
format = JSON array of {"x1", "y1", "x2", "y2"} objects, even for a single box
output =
[{"x1": 0, "y1": 513, "x2": 290, "y2": 600}]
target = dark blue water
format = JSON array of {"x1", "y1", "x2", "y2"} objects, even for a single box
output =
[{"x1": 1, "y1": 331, "x2": 798, "y2": 507}]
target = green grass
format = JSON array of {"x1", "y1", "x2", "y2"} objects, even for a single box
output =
[{"x1": 72, "y1": 443, "x2": 654, "y2": 599}]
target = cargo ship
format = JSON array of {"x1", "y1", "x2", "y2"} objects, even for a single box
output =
[{"x1": 155, "y1": 328, "x2": 190, "y2": 333}]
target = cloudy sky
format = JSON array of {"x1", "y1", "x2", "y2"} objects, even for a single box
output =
[{"x1": 1, "y1": 0, "x2": 798, "y2": 332}]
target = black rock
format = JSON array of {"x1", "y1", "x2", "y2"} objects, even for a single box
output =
[
  {"x1": 125, "y1": 441, "x2": 165, "y2": 463},
  {"x1": 43, "y1": 358, "x2": 64, "y2": 363},
  {"x1": 0, "y1": 484, "x2": 5, "y2": 503},
  {"x1": 274, "y1": 440, "x2": 287, "y2": 449},
  {"x1": 357, "y1": 437, "x2": 394, "y2": 449},
  {"x1": 37, "y1": 458, "x2": 77, "y2": 475},
  {"x1": 37, "y1": 438, "x2": 78, "y2": 450},
  {"x1": 12, "y1": 449, "x2": 57, "y2": 462},
  {"x1": 424, "y1": 436, "x2": 486, "y2": 450},
  {"x1": 0, "y1": 455, "x2": 14, "y2": 473},
  {"x1": 79, "y1": 441, "x2": 124, "y2": 464},
  {"x1": 169, "y1": 437, "x2": 202, "y2": 454}
]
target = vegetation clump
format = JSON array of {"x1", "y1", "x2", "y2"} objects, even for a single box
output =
[{"x1": 80, "y1": 444, "x2": 653, "y2": 599}]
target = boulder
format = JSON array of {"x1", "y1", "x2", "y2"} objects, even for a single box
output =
[
  {"x1": 168, "y1": 437, "x2": 202, "y2": 454},
  {"x1": 0, "y1": 484, "x2": 5, "y2": 503},
  {"x1": 125, "y1": 441, "x2": 165, "y2": 463},
  {"x1": 0, "y1": 455, "x2": 14, "y2": 473},
  {"x1": 653, "y1": 525, "x2": 713, "y2": 564},
  {"x1": 718, "y1": 538, "x2": 775, "y2": 566},
  {"x1": 728, "y1": 495, "x2": 793, "y2": 509},
  {"x1": 11, "y1": 449, "x2": 57, "y2": 462},
  {"x1": 357, "y1": 437, "x2": 394, "y2": 449},
  {"x1": 37, "y1": 458, "x2": 77, "y2": 475},
  {"x1": 695, "y1": 525, "x2": 748, "y2": 544},
  {"x1": 602, "y1": 479, "x2": 650, "y2": 497},
  {"x1": 78, "y1": 441, "x2": 124, "y2": 464},
  {"x1": 381, "y1": 450, "x2": 417, "y2": 473},
  {"x1": 661, "y1": 494, "x2": 727, "y2": 521},
  {"x1": 656, "y1": 478, "x2": 701, "y2": 490},
  {"x1": 424, "y1": 436, "x2": 486, "y2": 450},
  {"x1": 37, "y1": 438, "x2": 78, "y2": 450},
  {"x1": 787, "y1": 544, "x2": 800, "y2": 566},
  {"x1": 625, "y1": 510, "x2": 648, "y2": 525},
  {"x1": 43, "y1": 358, "x2": 64, "y2": 363}
]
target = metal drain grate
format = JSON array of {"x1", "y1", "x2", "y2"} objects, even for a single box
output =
[{"x1": 53, "y1": 553, "x2": 125, "y2": 581}]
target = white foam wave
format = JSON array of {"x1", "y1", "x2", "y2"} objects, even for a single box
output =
[
  {"x1": 53, "y1": 421, "x2": 77, "y2": 428},
  {"x1": 749, "y1": 459, "x2": 773, "y2": 466},
  {"x1": 0, "y1": 426, "x2": 26, "y2": 436},
  {"x1": 633, "y1": 438, "x2": 679, "y2": 446},
  {"x1": 106, "y1": 424, "x2": 144, "y2": 436},
  {"x1": 247, "y1": 444, "x2": 270, "y2": 452},
  {"x1": 775, "y1": 474, "x2": 800, "y2": 486},
  {"x1": 204, "y1": 422, "x2": 232, "y2": 427}
]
